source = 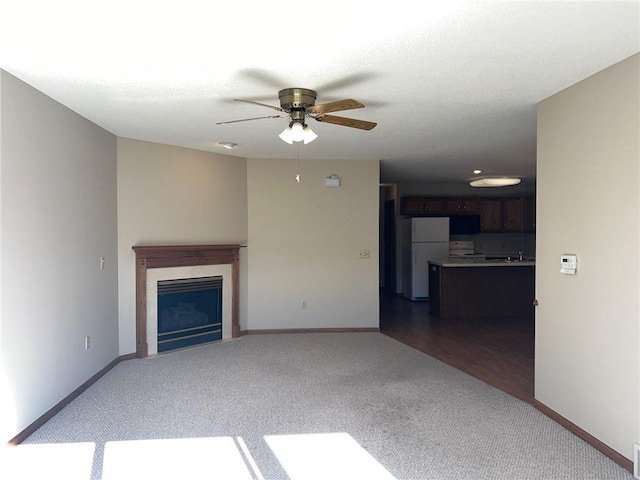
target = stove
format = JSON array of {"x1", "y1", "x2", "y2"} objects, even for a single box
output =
[{"x1": 449, "y1": 240, "x2": 486, "y2": 260}]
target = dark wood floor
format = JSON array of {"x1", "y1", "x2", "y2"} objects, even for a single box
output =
[{"x1": 379, "y1": 291, "x2": 535, "y2": 403}]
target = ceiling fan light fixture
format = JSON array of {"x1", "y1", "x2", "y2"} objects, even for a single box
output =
[
  {"x1": 278, "y1": 125, "x2": 294, "y2": 144},
  {"x1": 221, "y1": 87, "x2": 375, "y2": 144},
  {"x1": 302, "y1": 125, "x2": 318, "y2": 144},
  {"x1": 290, "y1": 122, "x2": 305, "y2": 142},
  {"x1": 279, "y1": 121, "x2": 318, "y2": 145},
  {"x1": 470, "y1": 177, "x2": 521, "y2": 187}
]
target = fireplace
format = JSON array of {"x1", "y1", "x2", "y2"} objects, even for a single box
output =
[
  {"x1": 132, "y1": 245, "x2": 240, "y2": 358},
  {"x1": 157, "y1": 276, "x2": 223, "y2": 353}
]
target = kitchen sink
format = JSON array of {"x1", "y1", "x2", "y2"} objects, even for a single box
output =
[{"x1": 485, "y1": 256, "x2": 535, "y2": 262}]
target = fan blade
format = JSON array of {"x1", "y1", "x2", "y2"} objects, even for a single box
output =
[
  {"x1": 216, "y1": 115, "x2": 285, "y2": 125},
  {"x1": 314, "y1": 114, "x2": 377, "y2": 130},
  {"x1": 234, "y1": 99, "x2": 286, "y2": 112},
  {"x1": 307, "y1": 99, "x2": 364, "y2": 115},
  {"x1": 237, "y1": 68, "x2": 288, "y2": 89}
]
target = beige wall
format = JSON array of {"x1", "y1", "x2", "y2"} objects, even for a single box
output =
[
  {"x1": 247, "y1": 158, "x2": 379, "y2": 330},
  {"x1": 536, "y1": 54, "x2": 639, "y2": 460},
  {"x1": 116, "y1": 139, "x2": 248, "y2": 355},
  {"x1": 0, "y1": 78, "x2": 379, "y2": 442},
  {"x1": 0, "y1": 71, "x2": 118, "y2": 441}
]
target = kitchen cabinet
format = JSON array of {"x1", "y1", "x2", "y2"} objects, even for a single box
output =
[
  {"x1": 428, "y1": 260, "x2": 535, "y2": 319},
  {"x1": 400, "y1": 196, "x2": 445, "y2": 215},
  {"x1": 445, "y1": 198, "x2": 479, "y2": 214},
  {"x1": 479, "y1": 198, "x2": 503, "y2": 232},
  {"x1": 503, "y1": 197, "x2": 526, "y2": 232},
  {"x1": 524, "y1": 196, "x2": 536, "y2": 232},
  {"x1": 428, "y1": 263, "x2": 441, "y2": 316},
  {"x1": 401, "y1": 195, "x2": 536, "y2": 233}
]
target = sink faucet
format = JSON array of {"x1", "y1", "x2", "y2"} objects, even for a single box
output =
[{"x1": 518, "y1": 251, "x2": 524, "y2": 261}]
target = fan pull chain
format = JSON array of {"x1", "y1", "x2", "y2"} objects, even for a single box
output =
[{"x1": 295, "y1": 143, "x2": 301, "y2": 182}]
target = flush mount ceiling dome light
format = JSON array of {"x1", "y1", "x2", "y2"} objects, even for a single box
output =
[
  {"x1": 470, "y1": 177, "x2": 521, "y2": 187},
  {"x1": 218, "y1": 142, "x2": 237, "y2": 149}
]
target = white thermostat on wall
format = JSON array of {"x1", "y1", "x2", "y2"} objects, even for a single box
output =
[{"x1": 560, "y1": 254, "x2": 577, "y2": 275}]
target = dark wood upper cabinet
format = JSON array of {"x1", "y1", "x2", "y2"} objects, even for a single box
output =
[
  {"x1": 524, "y1": 196, "x2": 536, "y2": 232},
  {"x1": 503, "y1": 197, "x2": 526, "y2": 232},
  {"x1": 445, "y1": 198, "x2": 480, "y2": 214},
  {"x1": 479, "y1": 198, "x2": 503, "y2": 232},
  {"x1": 400, "y1": 197, "x2": 422, "y2": 215},
  {"x1": 423, "y1": 198, "x2": 446, "y2": 214},
  {"x1": 400, "y1": 196, "x2": 445, "y2": 215},
  {"x1": 400, "y1": 195, "x2": 536, "y2": 234}
]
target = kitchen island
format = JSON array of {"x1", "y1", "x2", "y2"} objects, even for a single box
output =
[{"x1": 428, "y1": 259, "x2": 535, "y2": 319}]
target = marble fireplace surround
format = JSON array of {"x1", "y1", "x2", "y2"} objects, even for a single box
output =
[{"x1": 132, "y1": 244, "x2": 240, "y2": 358}]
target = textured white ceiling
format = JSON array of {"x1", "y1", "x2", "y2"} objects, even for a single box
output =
[{"x1": 1, "y1": 1, "x2": 638, "y2": 184}]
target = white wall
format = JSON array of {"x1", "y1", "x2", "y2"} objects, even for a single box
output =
[
  {"x1": 117, "y1": 139, "x2": 248, "y2": 355},
  {"x1": 536, "y1": 54, "x2": 639, "y2": 461},
  {"x1": 0, "y1": 70, "x2": 118, "y2": 441},
  {"x1": 247, "y1": 159, "x2": 379, "y2": 330}
]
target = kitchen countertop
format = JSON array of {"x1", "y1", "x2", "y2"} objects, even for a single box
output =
[{"x1": 429, "y1": 259, "x2": 536, "y2": 268}]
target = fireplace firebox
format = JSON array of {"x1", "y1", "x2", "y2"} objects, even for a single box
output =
[{"x1": 157, "y1": 276, "x2": 223, "y2": 352}]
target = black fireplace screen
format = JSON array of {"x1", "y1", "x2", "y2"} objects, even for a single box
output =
[{"x1": 157, "y1": 276, "x2": 223, "y2": 352}]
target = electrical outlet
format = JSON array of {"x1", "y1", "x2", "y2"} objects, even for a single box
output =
[
  {"x1": 100, "y1": 256, "x2": 105, "y2": 270},
  {"x1": 300, "y1": 300, "x2": 307, "y2": 309},
  {"x1": 85, "y1": 336, "x2": 90, "y2": 350}
]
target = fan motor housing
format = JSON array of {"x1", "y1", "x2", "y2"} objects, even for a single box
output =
[{"x1": 279, "y1": 88, "x2": 317, "y2": 110}]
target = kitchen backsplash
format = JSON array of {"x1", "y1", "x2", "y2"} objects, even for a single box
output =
[{"x1": 450, "y1": 232, "x2": 536, "y2": 257}]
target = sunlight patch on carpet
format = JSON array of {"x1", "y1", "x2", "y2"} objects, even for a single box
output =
[
  {"x1": 102, "y1": 437, "x2": 254, "y2": 480},
  {"x1": 0, "y1": 442, "x2": 95, "y2": 480},
  {"x1": 264, "y1": 432, "x2": 396, "y2": 480}
]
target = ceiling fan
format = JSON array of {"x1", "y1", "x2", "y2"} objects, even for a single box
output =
[{"x1": 216, "y1": 88, "x2": 377, "y2": 144}]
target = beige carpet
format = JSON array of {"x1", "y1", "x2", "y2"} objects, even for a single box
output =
[{"x1": 7, "y1": 333, "x2": 633, "y2": 479}]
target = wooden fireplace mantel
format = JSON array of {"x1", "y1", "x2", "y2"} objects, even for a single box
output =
[{"x1": 132, "y1": 244, "x2": 241, "y2": 358}]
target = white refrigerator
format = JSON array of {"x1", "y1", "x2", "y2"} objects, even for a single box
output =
[{"x1": 402, "y1": 217, "x2": 450, "y2": 301}]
